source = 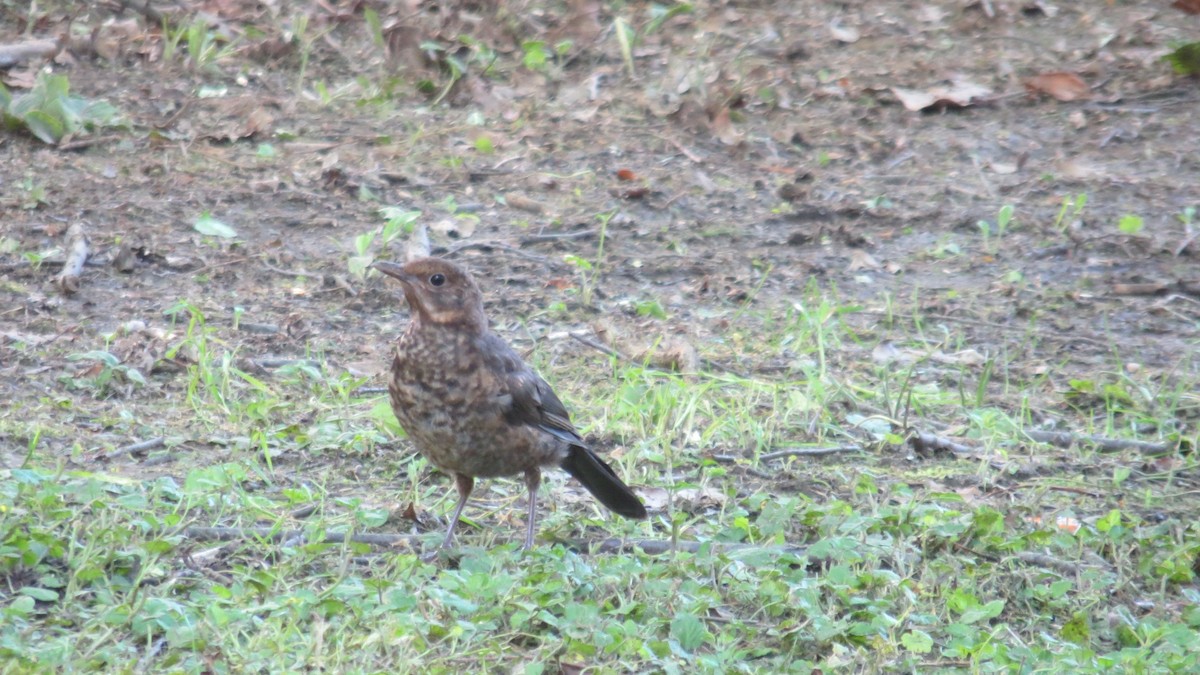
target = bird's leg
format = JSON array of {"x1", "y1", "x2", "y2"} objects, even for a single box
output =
[
  {"x1": 523, "y1": 469, "x2": 541, "y2": 550},
  {"x1": 442, "y1": 473, "x2": 474, "y2": 549}
]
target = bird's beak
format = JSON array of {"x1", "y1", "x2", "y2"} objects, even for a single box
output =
[{"x1": 371, "y1": 260, "x2": 416, "y2": 285}]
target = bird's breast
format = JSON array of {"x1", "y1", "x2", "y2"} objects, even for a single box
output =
[{"x1": 387, "y1": 326, "x2": 564, "y2": 477}]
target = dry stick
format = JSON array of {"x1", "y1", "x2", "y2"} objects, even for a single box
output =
[
  {"x1": 0, "y1": 37, "x2": 63, "y2": 68},
  {"x1": 105, "y1": 436, "x2": 167, "y2": 459},
  {"x1": 1013, "y1": 551, "x2": 1111, "y2": 574},
  {"x1": 569, "y1": 331, "x2": 745, "y2": 378},
  {"x1": 759, "y1": 446, "x2": 864, "y2": 461},
  {"x1": 910, "y1": 431, "x2": 979, "y2": 455},
  {"x1": 182, "y1": 526, "x2": 425, "y2": 547},
  {"x1": 57, "y1": 135, "x2": 122, "y2": 152},
  {"x1": 518, "y1": 230, "x2": 597, "y2": 245},
  {"x1": 439, "y1": 240, "x2": 561, "y2": 268},
  {"x1": 569, "y1": 331, "x2": 626, "y2": 361},
  {"x1": 179, "y1": 526, "x2": 816, "y2": 559},
  {"x1": 253, "y1": 358, "x2": 323, "y2": 369},
  {"x1": 55, "y1": 223, "x2": 90, "y2": 294},
  {"x1": 708, "y1": 455, "x2": 772, "y2": 479},
  {"x1": 576, "y1": 538, "x2": 809, "y2": 557},
  {"x1": 1023, "y1": 430, "x2": 1176, "y2": 455},
  {"x1": 911, "y1": 312, "x2": 1112, "y2": 348}
]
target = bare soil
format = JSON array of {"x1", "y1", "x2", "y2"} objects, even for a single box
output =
[{"x1": 2, "y1": 1, "x2": 1198, "y2": 515}]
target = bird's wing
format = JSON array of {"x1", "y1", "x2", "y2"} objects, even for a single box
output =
[{"x1": 477, "y1": 333, "x2": 584, "y2": 445}]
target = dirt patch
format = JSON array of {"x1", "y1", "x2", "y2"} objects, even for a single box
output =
[{"x1": 2, "y1": 0, "x2": 1198, "y2": 513}]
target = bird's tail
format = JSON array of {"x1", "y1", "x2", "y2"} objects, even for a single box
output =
[{"x1": 560, "y1": 446, "x2": 647, "y2": 519}]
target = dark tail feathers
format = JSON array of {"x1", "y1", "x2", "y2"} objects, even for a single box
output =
[{"x1": 560, "y1": 446, "x2": 647, "y2": 519}]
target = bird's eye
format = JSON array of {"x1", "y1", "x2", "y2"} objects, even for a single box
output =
[{"x1": 429, "y1": 273, "x2": 446, "y2": 287}]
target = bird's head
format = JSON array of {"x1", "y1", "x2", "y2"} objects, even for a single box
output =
[{"x1": 372, "y1": 257, "x2": 487, "y2": 331}]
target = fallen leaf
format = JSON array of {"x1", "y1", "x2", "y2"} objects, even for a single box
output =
[
  {"x1": 829, "y1": 20, "x2": 860, "y2": 43},
  {"x1": 847, "y1": 248, "x2": 881, "y2": 271},
  {"x1": 634, "y1": 338, "x2": 699, "y2": 372},
  {"x1": 240, "y1": 106, "x2": 274, "y2": 138},
  {"x1": 1173, "y1": 0, "x2": 1200, "y2": 15},
  {"x1": 429, "y1": 218, "x2": 476, "y2": 239},
  {"x1": 638, "y1": 487, "x2": 669, "y2": 511},
  {"x1": 504, "y1": 193, "x2": 546, "y2": 214},
  {"x1": 709, "y1": 107, "x2": 743, "y2": 145},
  {"x1": 931, "y1": 349, "x2": 987, "y2": 366},
  {"x1": 1024, "y1": 72, "x2": 1090, "y2": 101},
  {"x1": 675, "y1": 487, "x2": 726, "y2": 509},
  {"x1": 892, "y1": 79, "x2": 991, "y2": 111},
  {"x1": 194, "y1": 213, "x2": 237, "y2": 238}
]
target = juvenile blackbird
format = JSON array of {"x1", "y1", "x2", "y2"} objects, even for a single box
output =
[{"x1": 373, "y1": 257, "x2": 647, "y2": 550}]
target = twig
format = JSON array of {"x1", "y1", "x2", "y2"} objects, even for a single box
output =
[
  {"x1": 909, "y1": 431, "x2": 979, "y2": 455},
  {"x1": 573, "y1": 538, "x2": 808, "y2": 556},
  {"x1": 518, "y1": 230, "x2": 597, "y2": 245},
  {"x1": 177, "y1": 527, "x2": 926, "y2": 565},
  {"x1": 438, "y1": 240, "x2": 562, "y2": 268},
  {"x1": 0, "y1": 37, "x2": 64, "y2": 68},
  {"x1": 759, "y1": 445, "x2": 864, "y2": 461},
  {"x1": 182, "y1": 526, "x2": 425, "y2": 547},
  {"x1": 920, "y1": 312, "x2": 1112, "y2": 348},
  {"x1": 57, "y1": 135, "x2": 122, "y2": 152},
  {"x1": 568, "y1": 331, "x2": 745, "y2": 377},
  {"x1": 236, "y1": 322, "x2": 280, "y2": 334},
  {"x1": 708, "y1": 455, "x2": 772, "y2": 479},
  {"x1": 569, "y1": 331, "x2": 626, "y2": 361},
  {"x1": 105, "y1": 436, "x2": 167, "y2": 459},
  {"x1": 253, "y1": 358, "x2": 323, "y2": 369},
  {"x1": 180, "y1": 527, "x2": 807, "y2": 558},
  {"x1": 1023, "y1": 430, "x2": 1176, "y2": 455},
  {"x1": 260, "y1": 261, "x2": 319, "y2": 278},
  {"x1": 55, "y1": 223, "x2": 90, "y2": 294},
  {"x1": 1013, "y1": 550, "x2": 1111, "y2": 574},
  {"x1": 649, "y1": 132, "x2": 705, "y2": 163}
]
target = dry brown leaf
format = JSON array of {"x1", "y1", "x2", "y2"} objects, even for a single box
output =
[
  {"x1": 429, "y1": 218, "x2": 475, "y2": 239},
  {"x1": 504, "y1": 193, "x2": 546, "y2": 214},
  {"x1": 552, "y1": 0, "x2": 604, "y2": 43},
  {"x1": 709, "y1": 107, "x2": 743, "y2": 145},
  {"x1": 847, "y1": 248, "x2": 881, "y2": 272},
  {"x1": 645, "y1": 86, "x2": 683, "y2": 117},
  {"x1": 892, "y1": 80, "x2": 991, "y2": 111},
  {"x1": 634, "y1": 338, "x2": 699, "y2": 372},
  {"x1": 1024, "y1": 72, "x2": 1090, "y2": 102},
  {"x1": 931, "y1": 349, "x2": 987, "y2": 366},
  {"x1": 675, "y1": 487, "x2": 726, "y2": 510},
  {"x1": 2, "y1": 66, "x2": 39, "y2": 89},
  {"x1": 638, "y1": 487, "x2": 669, "y2": 511},
  {"x1": 1173, "y1": 0, "x2": 1200, "y2": 15},
  {"x1": 241, "y1": 107, "x2": 274, "y2": 138}
]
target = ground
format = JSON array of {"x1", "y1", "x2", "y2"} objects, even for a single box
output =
[{"x1": 1, "y1": 0, "x2": 1199, "y2": 671}]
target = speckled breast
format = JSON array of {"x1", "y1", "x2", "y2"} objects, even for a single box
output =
[{"x1": 387, "y1": 326, "x2": 559, "y2": 478}]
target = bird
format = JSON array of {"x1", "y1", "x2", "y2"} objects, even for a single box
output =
[{"x1": 372, "y1": 256, "x2": 647, "y2": 550}]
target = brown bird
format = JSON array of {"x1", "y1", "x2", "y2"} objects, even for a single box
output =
[{"x1": 373, "y1": 257, "x2": 647, "y2": 550}]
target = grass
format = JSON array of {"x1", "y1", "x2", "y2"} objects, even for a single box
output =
[
  {"x1": 3, "y1": 2, "x2": 1200, "y2": 672},
  {"x1": 3, "y1": 285, "x2": 1199, "y2": 672}
]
